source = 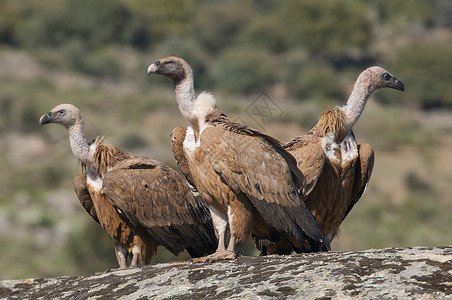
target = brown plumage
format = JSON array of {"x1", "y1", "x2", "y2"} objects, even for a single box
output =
[
  {"x1": 170, "y1": 127, "x2": 198, "y2": 192},
  {"x1": 148, "y1": 56, "x2": 329, "y2": 262},
  {"x1": 73, "y1": 172, "x2": 99, "y2": 224},
  {"x1": 261, "y1": 66, "x2": 404, "y2": 254},
  {"x1": 39, "y1": 104, "x2": 217, "y2": 269}
]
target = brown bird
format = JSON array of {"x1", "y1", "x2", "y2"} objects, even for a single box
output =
[
  {"x1": 39, "y1": 104, "x2": 217, "y2": 269},
  {"x1": 148, "y1": 56, "x2": 330, "y2": 262},
  {"x1": 261, "y1": 66, "x2": 404, "y2": 254}
]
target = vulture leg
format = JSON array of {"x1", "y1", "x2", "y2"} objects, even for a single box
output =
[
  {"x1": 129, "y1": 245, "x2": 140, "y2": 268},
  {"x1": 207, "y1": 236, "x2": 237, "y2": 262},
  {"x1": 190, "y1": 206, "x2": 236, "y2": 263},
  {"x1": 114, "y1": 242, "x2": 128, "y2": 269},
  {"x1": 225, "y1": 234, "x2": 237, "y2": 257},
  {"x1": 216, "y1": 227, "x2": 227, "y2": 252},
  {"x1": 196, "y1": 194, "x2": 255, "y2": 262}
]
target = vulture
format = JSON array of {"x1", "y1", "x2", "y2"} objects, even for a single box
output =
[
  {"x1": 262, "y1": 67, "x2": 405, "y2": 254},
  {"x1": 147, "y1": 56, "x2": 330, "y2": 262},
  {"x1": 39, "y1": 104, "x2": 217, "y2": 269}
]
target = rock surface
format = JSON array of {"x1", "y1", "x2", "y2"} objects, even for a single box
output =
[{"x1": 1, "y1": 247, "x2": 451, "y2": 299}]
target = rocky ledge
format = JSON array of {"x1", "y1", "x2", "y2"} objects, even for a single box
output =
[{"x1": 1, "y1": 246, "x2": 451, "y2": 299}]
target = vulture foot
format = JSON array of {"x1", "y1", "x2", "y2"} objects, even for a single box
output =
[
  {"x1": 189, "y1": 249, "x2": 237, "y2": 264},
  {"x1": 171, "y1": 261, "x2": 188, "y2": 266}
]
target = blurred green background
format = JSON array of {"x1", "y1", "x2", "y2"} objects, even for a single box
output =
[{"x1": 0, "y1": 0, "x2": 451, "y2": 279}]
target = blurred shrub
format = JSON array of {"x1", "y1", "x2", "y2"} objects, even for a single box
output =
[
  {"x1": 280, "y1": 0, "x2": 372, "y2": 55},
  {"x1": 0, "y1": 94, "x2": 13, "y2": 133},
  {"x1": 15, "y1": 0, "x2": 151, "y2": 49},
  {"x1": 356, "y1": 105, "x2": 433, "y2": 150},
  {"x1": 239, "y1": 15, "x2": 290, "y2": 53},
  {"x1": 19, "y1": 101, "x2": 42, "y2": 133},
  {"x1": 64, "y1": 43, "x2": 121, "y2": 78},
  {"x1": 42, "y1": 164, "x2": 66, "y2": 188},
  {"x1": 190, "y1": 0, "x2": 254, "y2": 54},
  {"x1": 434, "y1": 0, "x2": 452, "y2": 27},
  {"x1": 0, "y1": 0, "x2": 27, "y2": 46},
  {"x1": 402, "y1": 191, "x2": 438, "y2": 225},
  {"x1": 392, "y1": 41, "x2": 452, "y2": 109},
  {"x1": 33, "y1": 40, "x2": 121, "y2": 78},
  {"x1": 68, "y1": 220, "x2": 117, "y2": 272},
  {"x1": 405, "y1": 172, "x2": 431, "y2": 192},
  {"x1": 120, "y1": 133, "x2": 147, "y2": 150},
  {"x1": 284, "y1": 54, "x2": 343, "y2": 102},
  {"x1": 209, "y1": 47, "x2": 277, "y2": 94},
  {"x1": 375, "y1": 0, "x2": 435, "y2": 28},
  {"x1": 122, "y1": 0, "x2": 196, "y2": 35},
  {"x1": 288, "y1": 102, "x2": 325, "y2": 131}
]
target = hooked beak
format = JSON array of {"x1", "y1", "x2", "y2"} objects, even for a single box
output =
[
  {"x1": 147, "y1": 62, "x2": 160, "y2": 76},
  {"x1": 39, "y1": 112, "x2": 52, "y2": 127},
  {"x1": 393, "y1": 77, "x2": 405, "y2": 92}
]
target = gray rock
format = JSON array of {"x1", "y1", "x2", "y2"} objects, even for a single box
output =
[{"x1": 1, "y1": 247, "x2": 451, "y2": 299}]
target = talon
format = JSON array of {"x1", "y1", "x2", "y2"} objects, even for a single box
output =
[{"x1": 190, "y1": 249, "x2": 238, "y2": 263}]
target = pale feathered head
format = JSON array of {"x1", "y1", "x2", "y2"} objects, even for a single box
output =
[
  {"x1": 147, "y1": 56, "x2": 193, "y2": 85},
  {"x1": 358, "y1": 66, "x2": 405, "y2": 93},
  {"x1": 39, "y1": 104, "x2": 82, "y2": 129}
]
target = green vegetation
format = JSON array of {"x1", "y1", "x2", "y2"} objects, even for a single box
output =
[
  {"x1": 0, "y1": 0, "x2": 451, "y2": 279},
  {"x1": 393, "y1": 42, "x2": 452, "y2": 109}
]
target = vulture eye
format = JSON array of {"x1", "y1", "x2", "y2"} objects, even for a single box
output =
[
  {"x1": 382, "y1": 73, "x2": 391, "y2": 81},
  {"x1": 165, "y1": 61, "x2": 174, "y2": 67},
  {"x1": 57, "y1": 109, "x2": 66, "y2": 116}
]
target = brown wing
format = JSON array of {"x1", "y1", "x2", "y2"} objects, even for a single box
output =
[
  {"x1": 342, "y1": 143, "x2": 375, "y2": 221},
  {"x1": 73, "y1": 173, "x2": 99, "y2": 224},
  {"x1": 170, "y1": 127, "x2": 198, "y2": 192},
  {"x1": 102, "y1": 157, "x2": 217, "y2": 257},
  {"x1": 170, "y1": 128, "x2": 190, "y2": 179},
  {"x1": 200, "y1": 126, "x2": 329, "y2": 251},
  {"x1": 285, "y1": 136, "x2": 326, "y2": 196},
  {"x1": 207, "y1": 110, "x2": 307, "y2": 194}
]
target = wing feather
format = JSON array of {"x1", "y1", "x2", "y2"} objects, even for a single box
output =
[
  {"x1": 200, "y1": 126, "x2": 329, "y2": 250},
  {"x1": 170, "y1": 127, "x2": 199, "y2": 195},
  {"x1": 73, "y1": 173, "x2": 99, "y2": 224},
  {"x1": 207, "y1": 111, "x2": 307, "y2": 193},
  {"x1": 285, "y1": 136, "x2": 326, "y2": 196},
  {"x1": 343, "y1": 143, "x2": 375, "y2": 221},
  {"x1": 102, "y1": 157, "x2": 217, "y2": 255}
]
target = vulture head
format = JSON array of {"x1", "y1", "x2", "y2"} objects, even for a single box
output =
[
  {"x1": 147, "y1": 56, "x2": 192, "y2": 86},
  {"x1": 361, "y1": 66, "x2": 405, "y2": 93},
  {"x1": 39, "y1": 104, "x2": 82, "y2": 129}
]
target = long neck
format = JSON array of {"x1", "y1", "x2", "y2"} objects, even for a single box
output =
[
  {"x1": 67, "y1": 120, "x2": 92, "y2": 166},
  {"x1": 174, "y1": 76, "x2": 196, "y2": 125},
  {"x1": 343, "y1": 79, "x2": 373, "y2": 131}
]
